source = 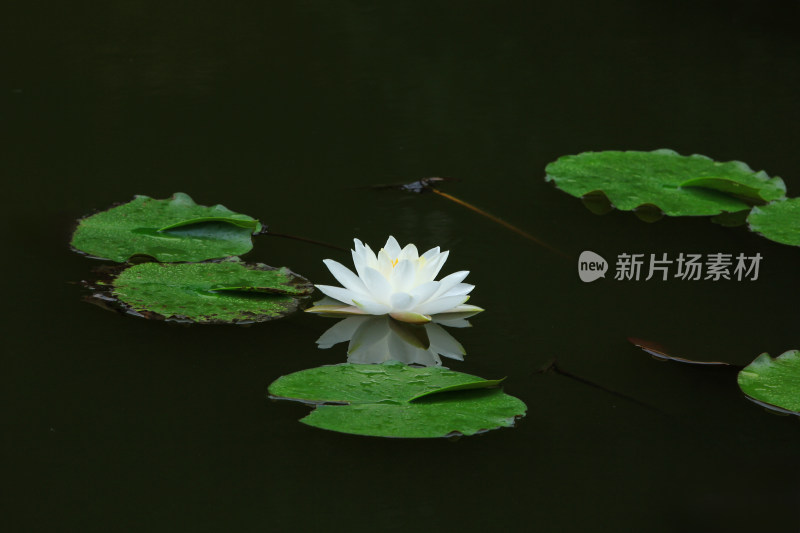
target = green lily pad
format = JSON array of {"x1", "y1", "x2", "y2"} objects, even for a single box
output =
[
  {"x1": 747, "y1": 199, "x2": 800, "y2": 247},
  {"x1": 268, "y1": 362, "x2": 526, "y2": 438},
  {"x1": 103, "y1": 260, "x2": 313, "y2": 324},
  {"x1": 71, "y1": 192, "x2": 263, "y2": 262},
  {"x1": 407, "y1": 378, "x2": 507, "y2": 401},
  {"x1": 738, "y1": 351, "x2": 800, "y2": 416},
  {"x1": 545, "y1": 149, "x2": 785, "y2": 217},
  {"x1": 710, "y1": 210, "x2": 750, "y2": 228}
]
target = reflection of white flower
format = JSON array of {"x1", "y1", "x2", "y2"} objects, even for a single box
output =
[
  {"x1": 316, "y1": 315, "x2": 473, "y2": 367},
  {"x1": 306, "y1": 236, "x2": 483, "y2": 323}
]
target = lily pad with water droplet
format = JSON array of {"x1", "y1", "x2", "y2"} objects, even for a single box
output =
[
  {"x1": 738, "y1": 351, "x2": 800, "y2": 416},
  {"x1": 100, "y1": 259, "x2": 313, "y2": 324},
  {"x1": 747, "y1": 198, "x2": 800, "y2": 247},
  {"x1": 71, "y1": 192, "x2": 263, "y2": 262},
  {"x1": 545, "y1": 149, "x2": 785, "y2": 217},
  {"x1": 268, "y1": 362, "x2": 526, "y2": 438}
]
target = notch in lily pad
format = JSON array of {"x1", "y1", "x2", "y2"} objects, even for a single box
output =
[
  {"x1": 71, "y1": 192, "x2": 264, "y2": 262},
  {"x1": 738, "y1": 350, "x2": 800, "y2": 416},
  {"x1": 545, "y1": 149, "x2": 785, "y2": 217},
  {"x1": 87, "y1": 259, "x2": 313, "y2": 324},
  {"x1": 268, "y1": 362, "x2": 526, "y2": 438}
]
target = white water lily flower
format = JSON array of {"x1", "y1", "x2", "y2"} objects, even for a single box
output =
[{"x1": 306, "y1": 236, "x2": 483, "y2": 324}]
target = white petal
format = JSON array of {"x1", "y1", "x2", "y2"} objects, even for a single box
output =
[
  {"x1": 425, "y1": 323, "x2": 466, "y2": 360},
  {"x1": 383, "y1": 236, "x2": 402, "y2": 258},
  {"x1": 377, "y1": 249, "x2": 394, "y2": 278},
  {"x1": 362, "y1": 266, "x2": 393, "y2": 304},
  {"x1": 441, "y1": 282, "x2": 474, "y2": 298},
  {"x1": 352, "y1": 238, "x2": 365, "y2": 259},
  {"x1": 352, "y1": 253, "x2": 366, "y2": 279},
  {"x1": 386, "y1": 332, "x2": 432, "y2": 365},
  {"x1": 389, "y1": 311, "x2": 432, "y2": 324},
  {"x1": 310, "y1": 296, "x2": 347, "y2": 307},
  {"x1": 316, "y1": 284, "x2": 390, "y2": 315},
  {"x1": 421, "y1": 246, "x2": 440, "y2": 260},
  {"x1": 417, "y1": 250, "x2": 449, "y2": 283},
  {"x1": 315, "y1": 284, "x2": 357, "y2": 305},
  {"x1": 390, "y1": 259, "x2": 415, "y2": 293},
  {"x1": 414, "y1": 294, "x2": 470, "y2": 315},
  {"x1": 323, "y1": 259, "x2": 369, "y2": 296},
  {"x1": 389, "y1": 292, "x2": 414, "y2": 311},
  {"x1": 351, "y1": 341, "x2": 393, "y2": 363},
  {"x1": 348, "y1": 349, "x2": 391, "y2": 364},
  {"x1": 422, "y1": 351, "x2": 445, "y2": 366},
  {"x1": 348, "y1": 316, "x2": 390, "y2": 355},
  {"x1": 408, "y1": 281, "x2": 440, "y2": 307},
  {"x1": 430, "y1": 316, "x2": 472, "y2": 328},
  {"x1": 431, "y1": 270, "x2": 469, "y2": 299},
  {"x1": 316, "y1": 317, "x2": 367, "y2": 349},
  {"x1": 398, "y1": 243, "x2": 419, "y2": 262},
  {"x1": 305, "y1": 304, "x2": 369, "y2": 317},
  {"x1": 432, "y1": 304, "x2": 484, "y2": 319},
  {"x1": 351, "y1": 297, "x2": 392, "y2": 315},
  {"x1": 351, "y1": 246, "x2": 367, "y2": 279},
  {"x1": 387, "y1": 318, "x2": 430, "y2": 349},
  {"x1": 363, "y1": 243, "x2": 379, "y2": 269}
]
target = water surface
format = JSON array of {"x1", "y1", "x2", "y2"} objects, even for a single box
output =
[{"x1": 5, "y1": 2, "x2": 800, "y2": 531}]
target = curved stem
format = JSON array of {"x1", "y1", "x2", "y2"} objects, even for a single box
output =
[
  {"x1": 430, "y1": 188, "x2": 570, "y2": 259},
  {"x1": 261, "y1": 231, "x2": 347, "y2": 252}
]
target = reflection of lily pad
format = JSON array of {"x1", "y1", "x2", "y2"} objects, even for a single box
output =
[
  {"x1": 71, "y1": 192, "x2": 263, "y2": 262},
  {"x1": 103, "y1": 260, "x2": 313, "y2": 324},
  {"x1": 268, "y1": 362, "x2": 526, "y2": 438},
  {"x1": 738, "y1": 351, "x2": 800, "y2": 416},
  {"x1": 747, "y1": 199, "x2": 800, "y2": 247},
  {"x1": 545, "y1": 149, "x2": 785, "y2": 216}
]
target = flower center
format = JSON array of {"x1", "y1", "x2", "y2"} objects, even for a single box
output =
[{"x1": 391, "y1": 258, "x2": 399, "y2": 267}]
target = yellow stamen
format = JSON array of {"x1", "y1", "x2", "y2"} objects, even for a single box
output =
[{"x1": 391, "y1": 258, "x2": 398, "y2": 267}]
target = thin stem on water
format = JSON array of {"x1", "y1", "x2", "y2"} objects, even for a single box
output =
[
  {"x1": 430, "y1": 188, "x2": 570, "y2": 259},
  {"x1": 535, "y1": 359, "x2": 676, "y2": 420},
  {"x1": 260, "y1": 231, "x2": 347, "y2": 252}
]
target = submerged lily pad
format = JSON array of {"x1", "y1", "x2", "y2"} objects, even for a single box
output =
[
  {"x1": 545, "y1": 149, "x2": 785, "y2": 217},
  {"x1": 268, "y1": 362, "x2": 526, "y2": 438},
  {"x1": 628, "y1": 337, "x2": 731, "y2": 366},
  {"x1": 747, "y1": 199, "x2": 800, "y2": 247},
  {"x1": 103, "y1": 260, "x2": 313, "y2": 324},
  {"x1": 738, "y1": 351, "x2": 800, "y2": 416},
  {"x1": 71, "y1": 192, "x2": 263, "y2": 262}
]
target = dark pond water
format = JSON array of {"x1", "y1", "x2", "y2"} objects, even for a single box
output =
[{"x1": 6, "y1": 1, "x2": 800, "y2": 531}]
